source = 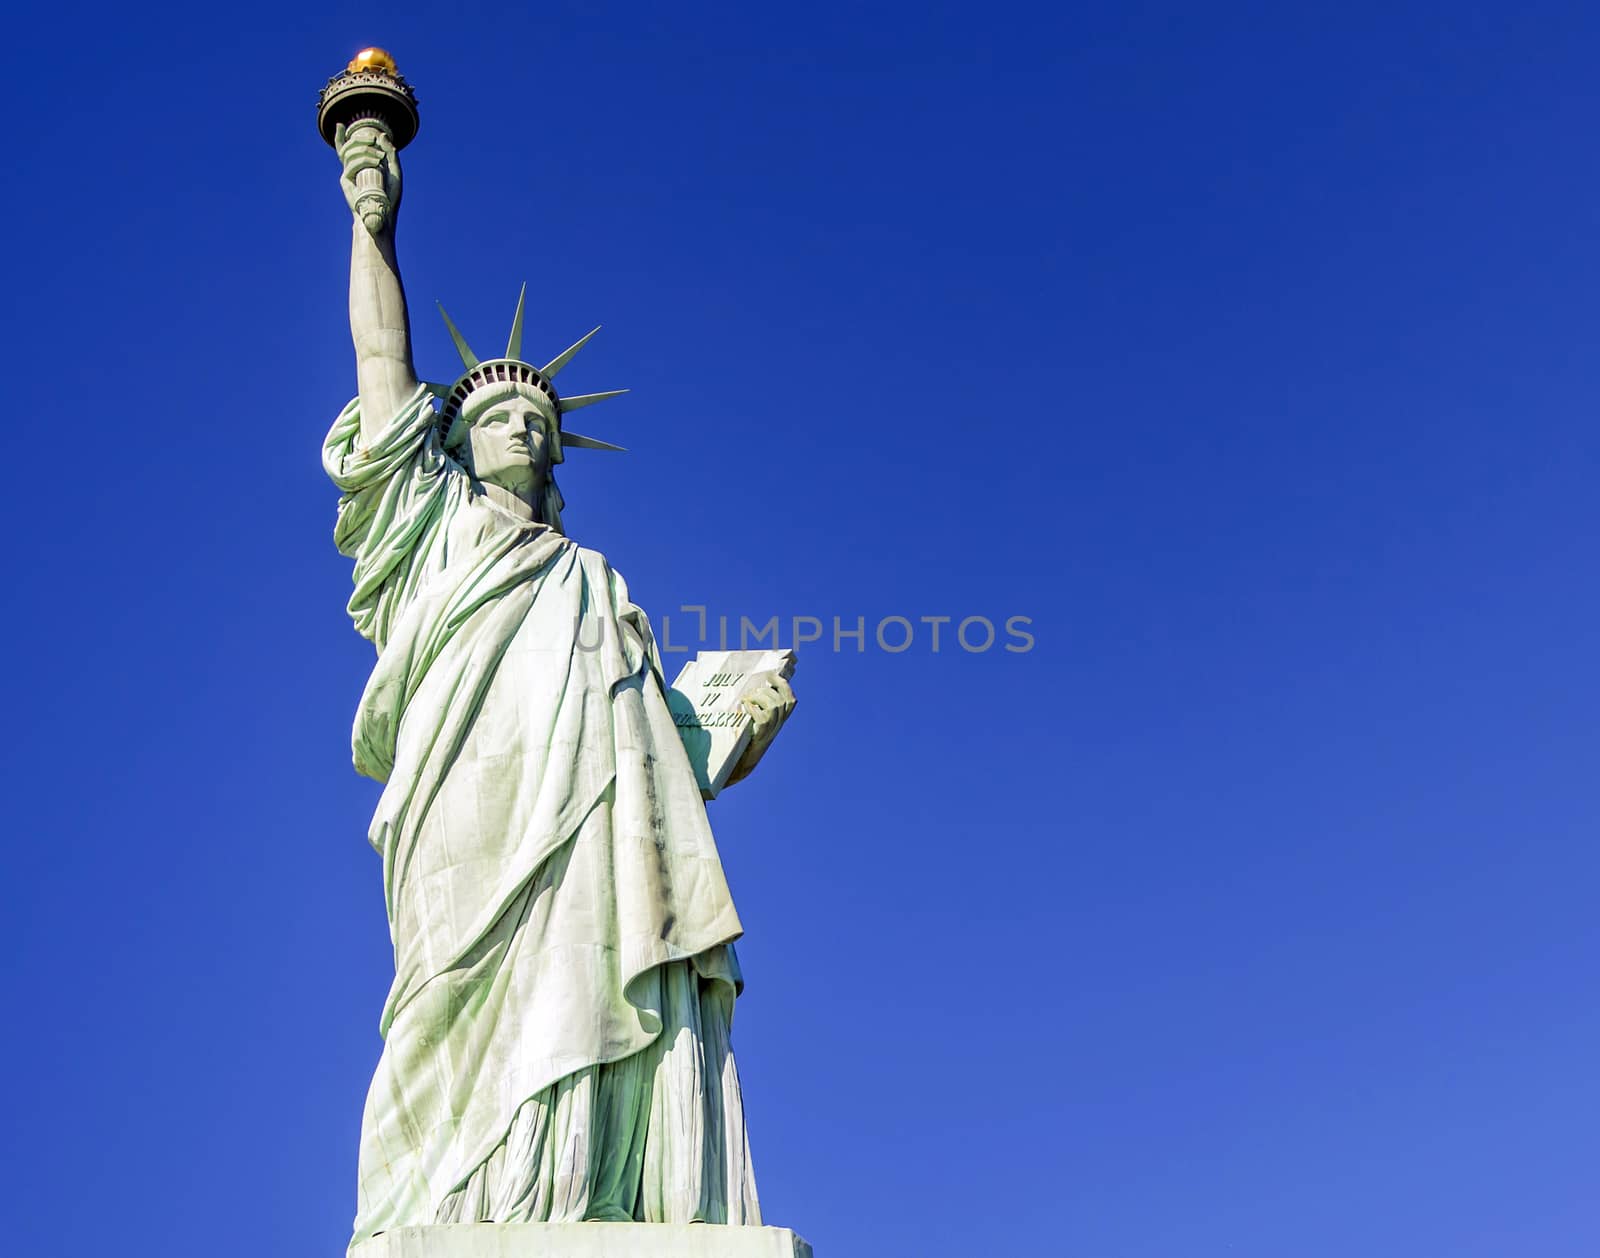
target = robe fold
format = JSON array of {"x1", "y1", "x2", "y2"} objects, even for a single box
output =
[{"x1": 323, "y1": 387, "x2": 760, "y2": 1245}]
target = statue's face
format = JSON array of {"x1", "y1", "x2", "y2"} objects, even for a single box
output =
[{"x1": 456, "y1": 395, "x2": 553, "y2": 494}]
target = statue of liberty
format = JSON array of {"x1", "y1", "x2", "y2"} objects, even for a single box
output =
[{"x1": 316, "y1": 51, "x2": 796, "y2": 1249}]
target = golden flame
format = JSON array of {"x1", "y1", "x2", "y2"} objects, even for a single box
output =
[{"x1": 347, "y1": 47, "x2": 399, "y2": 75}]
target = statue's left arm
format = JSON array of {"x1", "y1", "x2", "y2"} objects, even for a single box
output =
[{"x1": 609, "y1": 568, "x2": 795, "y2": 789}]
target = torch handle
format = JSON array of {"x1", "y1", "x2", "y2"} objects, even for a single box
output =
[{"x1": 346, "y1": 117, "x2": 395, "y2": 234}]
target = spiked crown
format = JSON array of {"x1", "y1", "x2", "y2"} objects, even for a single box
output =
[{"x1": 430, "y1": 285, "x2": 627, "y2": 456}]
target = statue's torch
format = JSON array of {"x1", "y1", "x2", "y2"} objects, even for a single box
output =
[{"x1": 317, "y1": 48, "x2": 420, "y2": 233}]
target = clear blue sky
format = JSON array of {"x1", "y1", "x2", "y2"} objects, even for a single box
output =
[{"x1": 2, "y1": 2, "x2": 1597, "y2": 1255}]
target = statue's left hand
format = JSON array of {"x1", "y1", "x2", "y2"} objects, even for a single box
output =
[{"x1": 726, "y1": 676, "x2": 797, "y2": 786}]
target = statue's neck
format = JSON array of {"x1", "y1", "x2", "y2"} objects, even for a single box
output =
[{"x1": 475, "y1": 478, "x2": 542, "y2": 523}]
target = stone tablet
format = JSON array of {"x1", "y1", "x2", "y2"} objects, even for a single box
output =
[{"x1": 667, "y1": 650, "x2": 798, "y2": 800}]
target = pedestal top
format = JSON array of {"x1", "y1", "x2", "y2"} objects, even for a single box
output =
[{"x1": 351, "y1": 1223, "x2": 813, "y2": 1258}]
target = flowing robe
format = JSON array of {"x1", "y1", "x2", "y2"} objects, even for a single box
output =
[{"x1": 323, "y1": 387, "x2": 760, "y2": 1244}]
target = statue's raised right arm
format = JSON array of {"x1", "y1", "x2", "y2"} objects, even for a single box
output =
[{"x1": 337, "y1": 122, "x2": 417, "y2": 442}]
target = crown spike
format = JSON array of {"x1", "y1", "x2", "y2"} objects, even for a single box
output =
[
  {"x1": 558, "y1": 389, "x2": 629, "y2": 413},
  {"x1": 437, "y1": 303, "x2": 480, "y2": 369},
  {"x1": 542, "y1": 327, "x2": 602, "y2": 379},
  {"x1": 506, "y1": 284, "x2": 527, "y2": 360},
  {"x1": 561, "y1": 431, "x2": 628, "y2": 452}
]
